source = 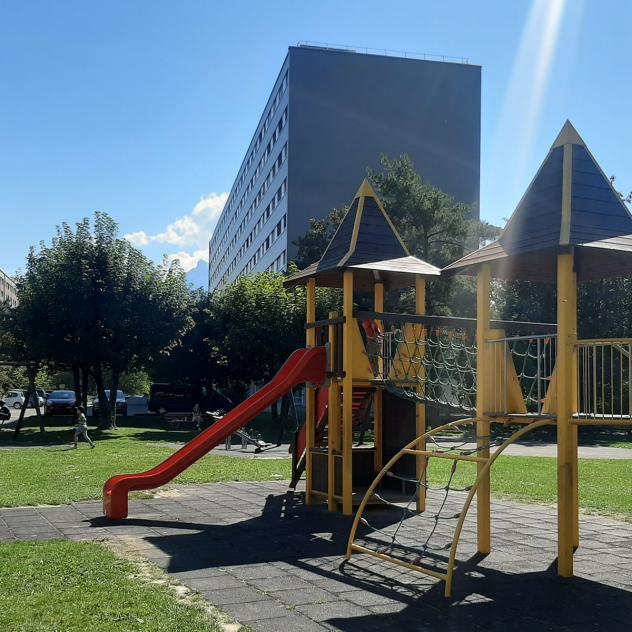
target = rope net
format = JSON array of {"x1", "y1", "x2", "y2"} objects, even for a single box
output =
[
  {"x1": 352, "y1": 422, "x2": 517, "y2": 575},
  {"x1": 369, "y1": 325, "x2": 477, "y2": 413},
  {"x1": 367, "y1": 321, "x2": 559, "y2": 417}
]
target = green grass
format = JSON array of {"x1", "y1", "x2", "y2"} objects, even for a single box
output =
[
  {"x1": 3, "y1": 422, "x2": 632, "y2": 521},
  {"x1": 0, "y1": 540, "x2": 231, "y2": 632},
  {"x1": 426, "y1": 456, "x2": 632, "y2": 519},
  {"x1": 0, "y1": 424, "x2": 290, "y2": 507}
]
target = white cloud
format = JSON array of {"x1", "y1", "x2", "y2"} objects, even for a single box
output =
[
  {"x1": 124, "y1": 192, "x2": 228, "y2": 270},
  {"x1": 166, "y1": 249, "x2": 209, "y2": 273},
  {"x1": 125, "y1": 231, "x2": 151, "y2": 247}
]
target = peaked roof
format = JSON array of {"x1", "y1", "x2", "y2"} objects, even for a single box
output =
[
  {"x1": 444, "y1": 121, "x2": 632, "y2": 281},
  {"x1": 286, "y1": 179, "x2": 440, "y2": 289}
]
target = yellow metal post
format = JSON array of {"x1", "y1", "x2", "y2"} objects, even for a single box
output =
[
  {"x1": 327, "y1": 311, "x2": 340, "y2": 512},
  {"x1": 374, "y1": 282, "x2": 384, "y2": 472},
  {"x1": 570, "y1": 270, "x2": 580, "y2": 549},
  {"x1": 476, "y1": 264, "x2": 491, "y2": 554},
  {"x1": 415, "y1": 276, "x2": 427, "y2": 513},
  {"x1": 305, "y1": 277, "x2": 316, "y2": 506},
  {"x1": 342, "y1": 271, "x2": 354, "y2": 515},
  {"x1": 557, "y1": 254, "x2": 577, "y2": 575}
]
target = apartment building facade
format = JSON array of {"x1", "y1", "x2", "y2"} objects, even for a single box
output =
[
  {"x1": 208, "y1": 45, "x2": 481, "y2": 291},
  {"x1": 0, "y1": 269, "x2": 17, "y2": 307}
]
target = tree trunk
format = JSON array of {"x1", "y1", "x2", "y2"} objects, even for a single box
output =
[
  {"x1": 80, "y1": 365, "x2": 90, "y2": 410},
  {"x1": 271, "y1": 400, "x2": 279, "y2": 421},
  {"x1": 93, "y1": 363, "x2": 111, "y2": 429},
  {"x1": 108, "y1": 370, "x2": 120, "y2": 430},
  {"x1": 72, "y1": 364, "x2": 81, "y2": 408},
  {"x1": 31, "y1": 365, "x2": 45, "y2": 434},
  {"x1": 14, "y1": 367, "x2": 34, "y2": 437}
]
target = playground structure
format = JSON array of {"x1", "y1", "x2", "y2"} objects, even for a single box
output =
[
  {"x1": 103, "y1": 121, "x2": 632, "y2": 596},
  {"x1": 345, "y1": 121, "x2": 632, "y2": 595}
]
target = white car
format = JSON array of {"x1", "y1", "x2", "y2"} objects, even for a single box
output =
[{"x1": 4, "y1": 390, "x2": 25, "y2": 410}]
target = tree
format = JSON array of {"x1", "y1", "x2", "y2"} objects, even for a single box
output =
[
  {"x1": 204, "y1": 270, "x2": 339, "y2": 395},
  {"x1": 150, "y1": 289, "x2": 222, "y2": 390},
  {"x1": 10, "y1": 212, "x2": 193, "y2": 429},
  {"x1": 292, "y1": 153, "x2": 501, "y2": 315}
]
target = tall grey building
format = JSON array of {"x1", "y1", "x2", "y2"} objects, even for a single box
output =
[
  {"x1": 208, "y1": 45, "x2": 480, "y2": 291},
  {"x1": 0, "y1": 268, "x2": 17, "y2": 307}
]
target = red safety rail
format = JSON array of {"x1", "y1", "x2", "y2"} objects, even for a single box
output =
[{"x1": 103, "y1": 347, "x2": 326, "y2": 519}]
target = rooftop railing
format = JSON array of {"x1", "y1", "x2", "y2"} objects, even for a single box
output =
[{"x1": 296, "y1": 41, "x2": 470, "y2": 64}]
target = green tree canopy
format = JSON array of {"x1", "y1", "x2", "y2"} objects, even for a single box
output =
[
  {"x1": 202, "y1": 270, "x2": 340, "y2": 397},
  {"x1": 10, "y1": 212, "x2": 193, "y2": 428},
  {"x1": 292, "y1": 154, "x2": 500, "y2": 315}
]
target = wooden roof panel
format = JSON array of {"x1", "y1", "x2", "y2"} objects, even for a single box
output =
[{"x1": 444, "y1": 122, "x2": 632, "y2": 281}]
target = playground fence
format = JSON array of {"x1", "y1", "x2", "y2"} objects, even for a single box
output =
[{"x1": 575, "y1": 339, "x2": 632, "y2": 421}]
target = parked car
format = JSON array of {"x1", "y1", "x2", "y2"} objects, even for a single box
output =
[
  {"x1": 148, "y1": 383, "x2": 233, "y2": 414},
  {"x1": 4, "y1": 390, "x2": 25, "y2": 410},
  {"x1": 92, "y1": 390, "x2": 127, "y2": 416},
  {"x1": 19, "y1": 389, "x2": 46, "y2": 408},
  {"x1": 45, "y1": 390, "x2": 76, "y2": 415}
]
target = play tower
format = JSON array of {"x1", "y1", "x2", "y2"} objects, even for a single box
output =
[
  {"x1": 286, "y1": 179, "x2": 441, "y2": 516},
  {"x1": 346, "y1": 121, "x2": 632, "y2": 595}
]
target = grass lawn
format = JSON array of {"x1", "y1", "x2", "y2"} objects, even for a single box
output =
[
  {"x1": 2, "y1": 421, "x2": 632, "y2": 521},
  {"x1": 0, "y1": 540, "x2": 233, "y2": 632},
  {"x1": 0, "y1": 423, "x2": 290, "y2": 507},
  {"x1": 426, "y1": 457, "x2": 632, "y2": 519}
]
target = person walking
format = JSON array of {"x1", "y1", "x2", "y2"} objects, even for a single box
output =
[
  {"x1": 72, "y1": 406, "x2": 95, "y2": 448},
  {"x1": 0, "y1": 399, "x2": 11, "y2": 426}
]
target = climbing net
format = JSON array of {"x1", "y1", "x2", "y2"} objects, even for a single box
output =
[
  {"x1": 372, "y1": 325, "x2": 477, "y2": 413},
  {"x1": 351, "y1": 420, "x2": 518, "y2": 577}
]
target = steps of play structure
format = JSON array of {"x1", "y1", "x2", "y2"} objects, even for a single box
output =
[{"x1": 291, "y1": 387, "x2": 373, "y2": 488}]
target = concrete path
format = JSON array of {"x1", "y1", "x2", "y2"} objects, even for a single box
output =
[
  {"x1": 1, "y1": 481, "x2": 631, "y2": 631},
  {"x1": 439, "y1": 439, "x2": 632, "y2": 460}
]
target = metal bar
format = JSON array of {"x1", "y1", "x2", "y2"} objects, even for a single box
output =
[
  {"x1": 572, "y1": 418, "x2": 632, "y2": 426},
  {"x1": 628, "y1": 343, "x2": 631, "y2": 417},
  {"x1": 356, "y1": 311, "x2": 557, "y2": 334},
  {"x1": 402, "y1": 449, "x2": 488, "y2": 463},
  {"x1": 350, "y1": 544, "x2": 448, "y2": 581},
  {"x1": 305, "y1": 317, "x2": 345, "y2": 329},
  {"x1": 537, "y1": 338, "x2": 542, "y2": 416},
  {"x1": 576, "y1": 338, "x2": 632, "y2": 345},
  {"x1": 487, "y1": 332, "x2": 556, "y2": 343}
]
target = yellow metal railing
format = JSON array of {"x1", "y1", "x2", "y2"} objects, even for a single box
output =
[{"x1": 574, "y1": 338, "x2": 632, "y2": 424}]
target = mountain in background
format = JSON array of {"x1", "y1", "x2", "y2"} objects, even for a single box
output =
[{"x1": 186, "y1": 261, "x2": 208, "y2": 290}]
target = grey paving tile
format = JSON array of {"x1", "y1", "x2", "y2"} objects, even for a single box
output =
[
  {"x1": 184, "y1": 574, "x2": 246, "y2": 591},
  {"x1": 296, "y1": 600, "x2": 369, "y2": 622},
  {"x1": 221, "y1": 598, "x2": 292, "y2": 622},
  {"x1": 199, "y1": 585, "x2": 266, "y2": 605},
  {"x1": 270, "y1": 587, "x2": 337, "y2": 606},
  {"x1": 249, "y1": 614, "x2": 326, "y2": 631},
  {"x1": 248, "y1": 575, "x2": 315, "y2": 592}
]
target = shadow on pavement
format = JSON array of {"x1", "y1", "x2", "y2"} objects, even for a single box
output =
[{"x1": 90, "y1": 489, "x2": 632, "y2": 631}]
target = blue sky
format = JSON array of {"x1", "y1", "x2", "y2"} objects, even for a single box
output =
[{"x1": 1, "y1": 0, "x2": 630, "y2": 279}]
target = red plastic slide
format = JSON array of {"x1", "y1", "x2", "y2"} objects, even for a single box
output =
[{"x1": 103, "y1": 347, "x2": 327, "y2": 519}]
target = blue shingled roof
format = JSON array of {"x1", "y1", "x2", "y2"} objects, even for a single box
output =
[{"x1": 444, "y1": 121, "x2": 632, "y2": 280}]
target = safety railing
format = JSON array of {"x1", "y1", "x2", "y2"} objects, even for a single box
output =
[
  {"x1": 575, "y1": 339, "x2": 632, "y2": 421},
  {"x1": 485, "y1": 334, "x2": 557, "y2": 417},
  {"x1": 356, "y1": 312, "x2": 477, "y2": 413}
]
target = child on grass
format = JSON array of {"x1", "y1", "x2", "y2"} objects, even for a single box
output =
[{"x1": 72, "y1": 406, "x2": 95, "y2": 448}]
